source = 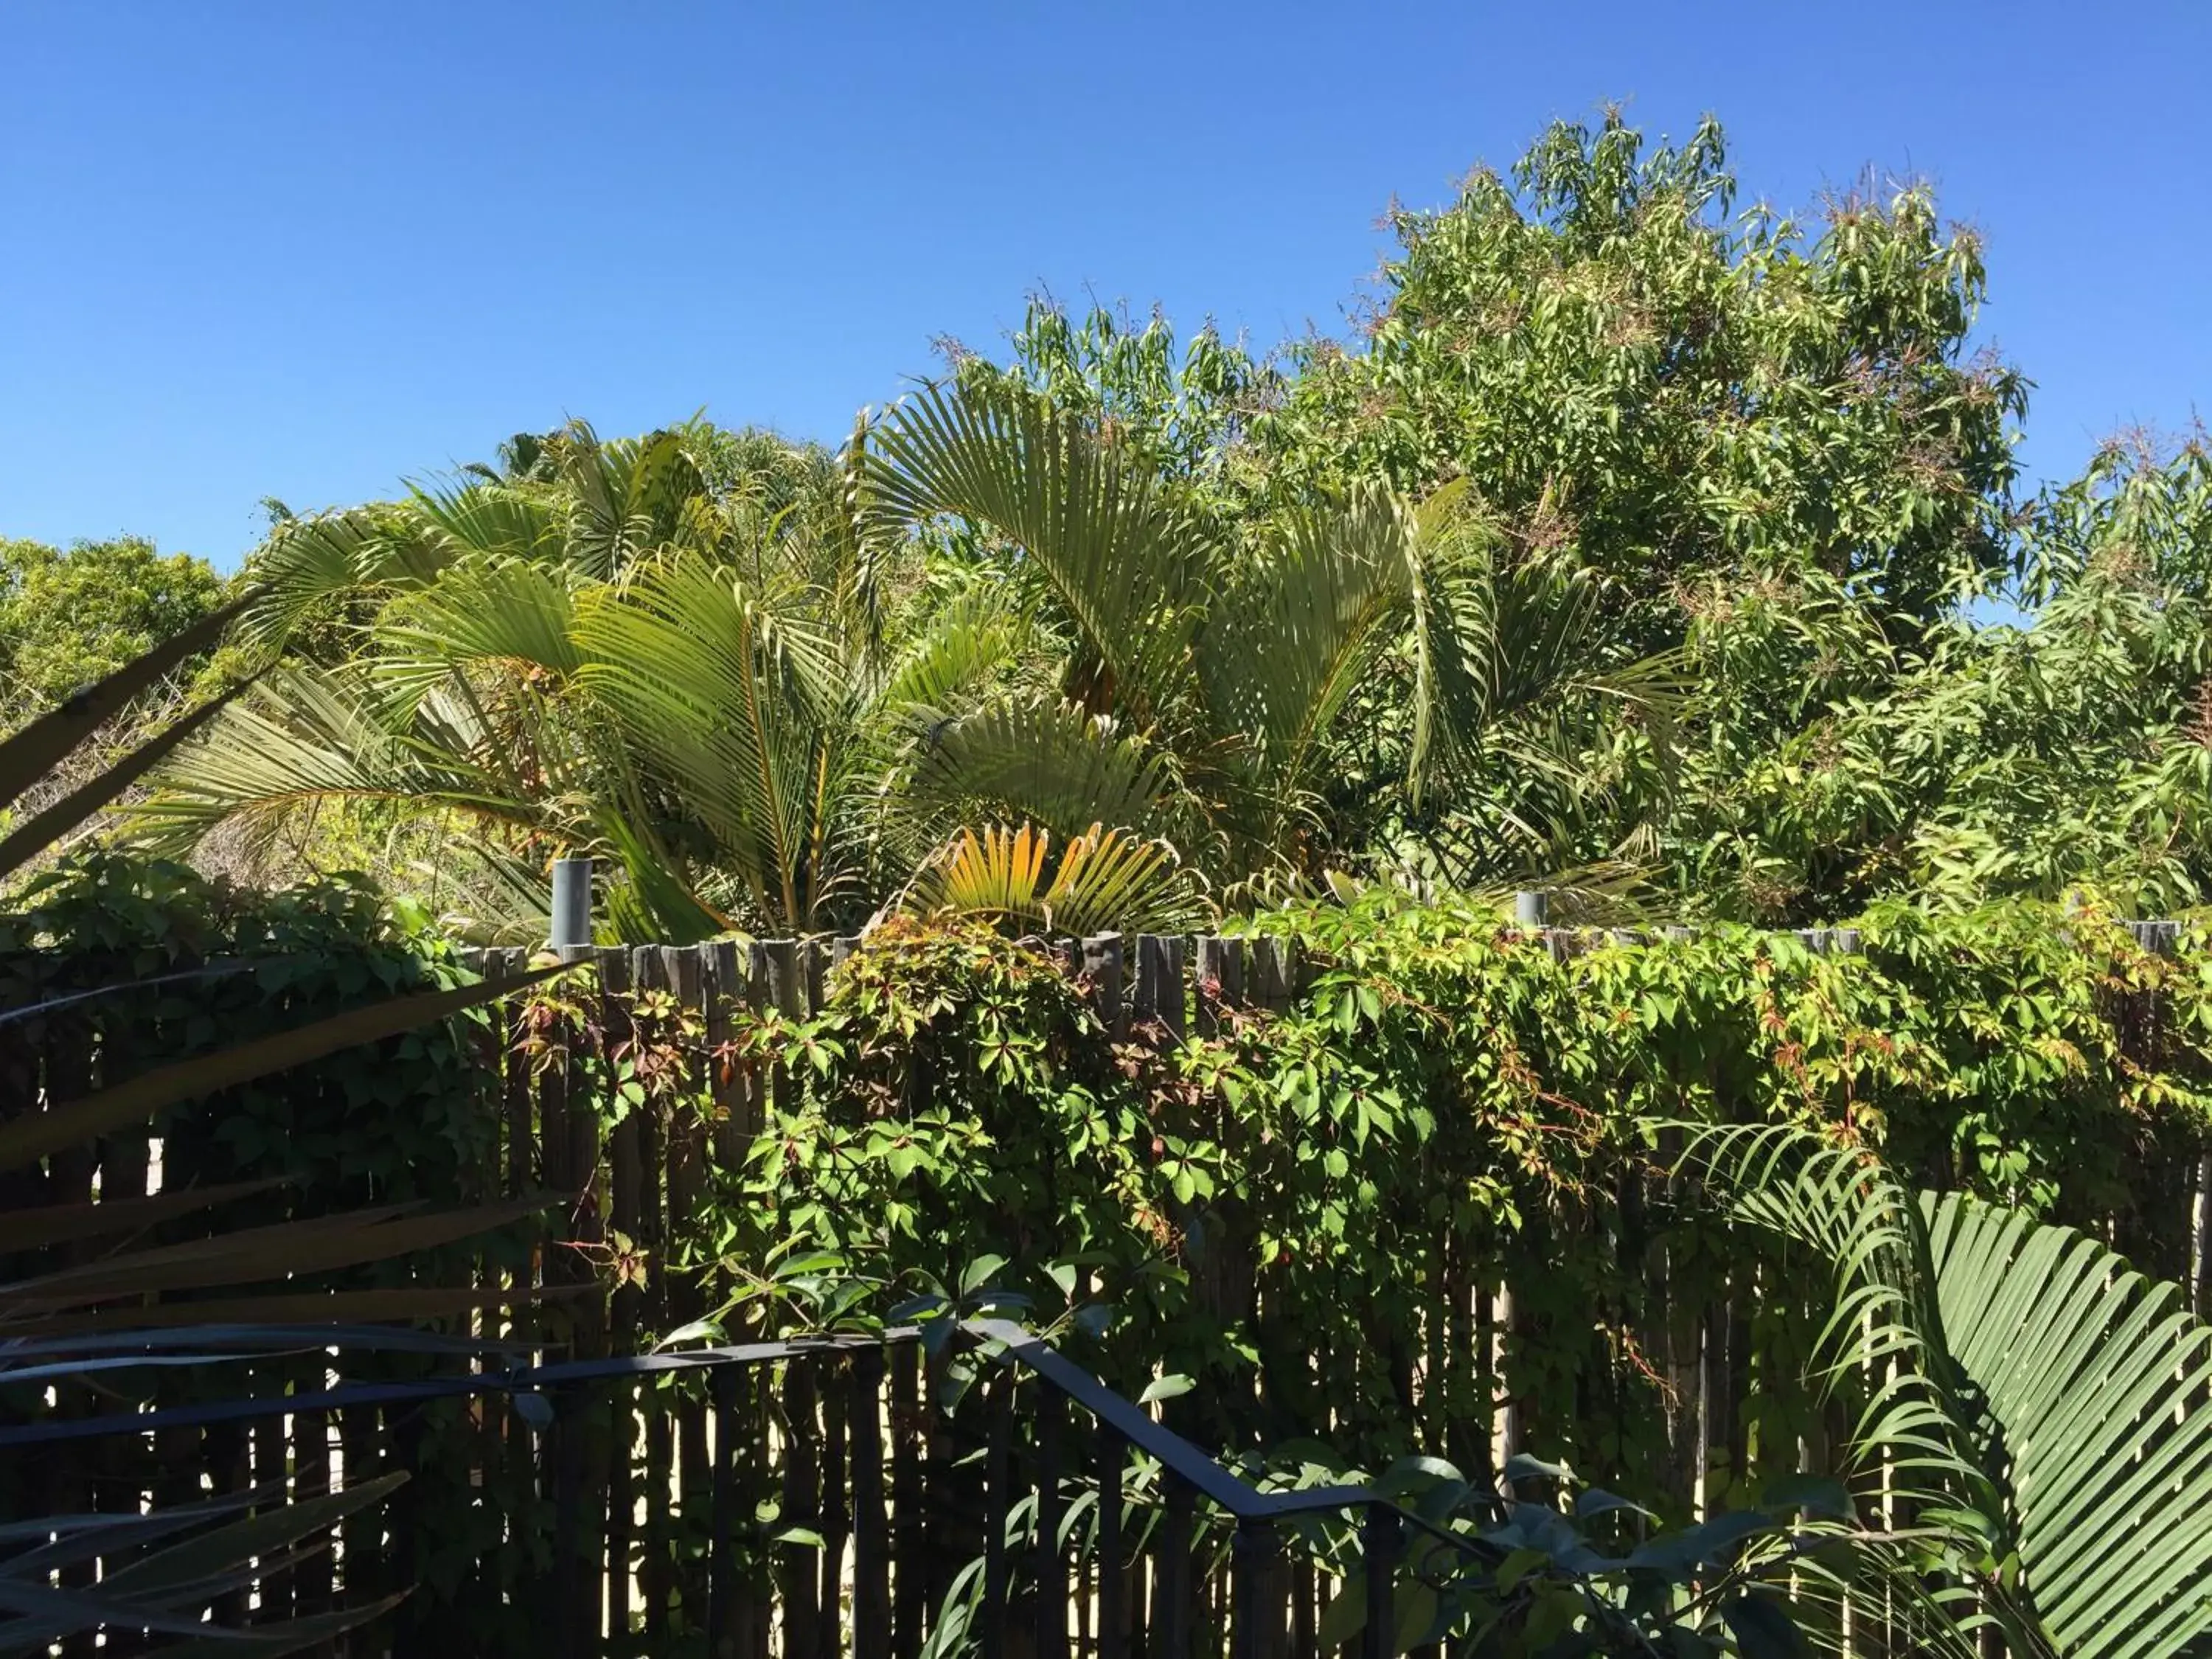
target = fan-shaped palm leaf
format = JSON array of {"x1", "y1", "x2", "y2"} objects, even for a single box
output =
[
  {"x1": 857, "y1": 378, "x2": 1209, "y2": 720},
  {"x1": 888, "y1": 821, "x2": 1208, "y2": 936},
  {"x1": 3, "y1": 627, "x2": 577, "y2": 1653},
  {"x1": 370, "y1": 555, "x2": 586, "y2": 715},
  {"x1": 554, "y1": 422, "x2": 712, "y2": 579},
  {"x1": 874, "y1": 586, "x2": 1037, "y2": 719},
  {"x1": 403, "y1": 478, "x2": 569, "y2": 567},
  {"x1": 1685, "y1": 1122, "x2": 2212, "y2": 1659},
  {"x1": 240, "y1": 425, "x2": 699, "y2": 647},
  {"x1": 131, "y1": 664, "x2": 560, "y2": 854},
  {"x1": 575, "y1": 555, "x2": 861, "y2": 931},
  {"x1": 904, "y1": 698, "x2": 1182, "y2": 851},
  {"x1": 1404, "y1": 492, "x2": 1683, "y2": 795},
  {"x1": 1200, "y1": 484, "x2": 1416, "y2": 796},
  {"x1": 1924, "y1": 1194, "x2": 2212, "y2": 1656},
  {"x1": 239, "y1": 503, "x2": 436, "y2": 645}
]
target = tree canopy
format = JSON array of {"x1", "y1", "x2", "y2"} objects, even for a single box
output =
[{"x1": 0, "y1": 535, "x2": 231, "y2": 728}]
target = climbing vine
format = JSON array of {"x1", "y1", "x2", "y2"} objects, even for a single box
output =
[{"x1": 710, "y1": 894, "x2": 2212, "y2": 1514}]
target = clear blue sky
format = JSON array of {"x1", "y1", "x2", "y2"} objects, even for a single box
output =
[{"x1": 4, "y1": 1, "x2": 2207, "y2": 570}]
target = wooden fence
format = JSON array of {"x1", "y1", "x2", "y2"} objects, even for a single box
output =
[
  {"x1": 4, "y1": 919, "x2": 2207, "y2": 1656},
  {"x1": 460, "y1": 917, "x2": 2212, "y2": 1475}
]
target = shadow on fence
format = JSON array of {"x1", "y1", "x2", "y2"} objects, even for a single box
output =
[{"x1": 1, "y1": 1320, "x2": 1447, "y2": 1659}]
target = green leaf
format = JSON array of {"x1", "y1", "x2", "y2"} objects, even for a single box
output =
[
  {"x1": 775, "y1": 1251, "x2": 849, "y2": 1280},
  {"x1": 959, "y1": 1255, "x2": 1009, "y2": 1296},
  {"x1": 1503, "y1": 1451, "x2": 1571, "y2": 1485},
  {"x1": 1660, "y1": 1625, "x2": 1721, "y2": 1659},
  {"x1": 1574, "y1": 1488, "x2": 1654, "y2": 1523},
  {"x1": 1495, "y1": 1546, "x2": 1548, "y2": 1592},
  {"x1": 1393, "y1": 1582, "x2": 1441, "y2": 1652},
  {"x1": 1625, "y1": 1511, "x2": 1771, "y2": 1575},
  {"x1": 654, "y1": 1318, "x2": 726, "y2": 1350},
  {"x1": 1374, "y1": 1454, "x2": 1465, "y2": 1498},
  {"x1": 4, "y1": 1195, "x2": 560, "y2": 1317},
  {"x1": 1316, "y1": 1576, "x2": 1367, "y2": 1649}
]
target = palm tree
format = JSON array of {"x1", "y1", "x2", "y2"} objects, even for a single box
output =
[
  {"x1": 854, "y1": 378, "x2": 1677, "y2": 890},
  {"x1": 142, "y1": 389, "x2": 1672, "y2": 933},
  {"x1": 143, "y1": 428, "x2": 950, "y2": 938},
  {"x1": 1688, "y1": 1123, "x2": 2212, "y2": 1659}
]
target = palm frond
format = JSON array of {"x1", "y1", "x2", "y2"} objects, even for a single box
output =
[
  {"x1": 902, "y1": 698, "x2": 1182, "y2": 852},
  {"x1": 0, "y1": 1475, "x2": 406, "y2": 1655},
  {"x1": 1923, "y1": 1192, "x2": 2212, "y2": 1658},
  {"x1": 131, "y1": 665, "x2": 560, "y2": 855},
  {"x1": 1200, "y1": 484, "x2": 1415, "y2": 799},
  {"x1": 375, "y1": 555, "x2": 585, "y2": 711},
  {"x1": 873, "y1": 586, "x2": 1034, "y2": 719},
  {"x1": 403, "y1": 479, "x2": 568, "y2": 566},
  {"x1": 554, "y1": 422, "x2": 711, "y2": 579},
  {"x1": 574, "y1": 555, "x2": 861, "y2": 931},
  {"x1": 888, "y1": 821, "x2": 1208, "y2": 936},
  {"x1": 238, "y1": 503, "x2": 448, "y2": 644},
  {"x1": 1408, "y1": 521, "x2": 1593, "y2": 789},
  {"x1": 856, "y1": 378, "x2": 1210, "y2": 719},
  {"x1": 1685, "y1": 1123, "x2": 2212, "y2": 1659}
]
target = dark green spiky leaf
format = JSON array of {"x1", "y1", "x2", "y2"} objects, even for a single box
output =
[
  {"x1": 98, "y1": 1473, "x2": 406, "y2": 1600},
  {"x1": 0, "y1": 963, "x2": 563, "y2": 1173},
  {"x1": 1719, "y1": 1592, "x2": 1806, "y2": 1659},
  {"x1": 0, "y1": 589, "x2": 254, "y2": 814},
  {"x1": 3, "y1": 1195, "x2": 560, "y2": 1315},
  {"x1": 0, "y1": 1180, "x2": 283, "y2": 1254},
  {"x1": 97, "y1": 1592, "x2": 411, "y2": 1655},
  {"x1": 0, "y1": 678, "x2": 254, "y2": 879}
]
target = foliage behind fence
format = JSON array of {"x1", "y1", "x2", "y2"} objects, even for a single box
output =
[
  {"x1": 7, "y1": 861, "x2": 2212, "y2": 1652},
  {"x1": 723, "y1": 896, "x2": 2212, "y2": 1519}
]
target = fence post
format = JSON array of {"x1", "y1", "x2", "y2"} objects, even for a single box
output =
[
  {"x1": 1513, "y1": 890, "x2": 1548, "y2": 928},
  {"x1": 551, "y1": 857, "x2": 594, "y2": 947}
]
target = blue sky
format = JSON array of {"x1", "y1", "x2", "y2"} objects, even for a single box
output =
[{"x1": 4, "y1": 1, "x2": 2207, "y2": 570}]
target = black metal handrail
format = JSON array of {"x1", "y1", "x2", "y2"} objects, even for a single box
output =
[
  {"x1": 965, "y1": 1316, "x2": 1498, "y2": 1659},
  {"x1": 4, "y1": 1320, "x2": 1491, "y2": 1657},
  {"x1": 964, "y1": 1318, "x2": 1374, "y2": 1523},
  {"x1": 0, "y1": 1328, "x2": 914, "y2": 1450}
]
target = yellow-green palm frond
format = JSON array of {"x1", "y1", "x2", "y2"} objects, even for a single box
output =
[{"x1": 888, "y1": 821, "x2": 1209, "y2": 937}]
